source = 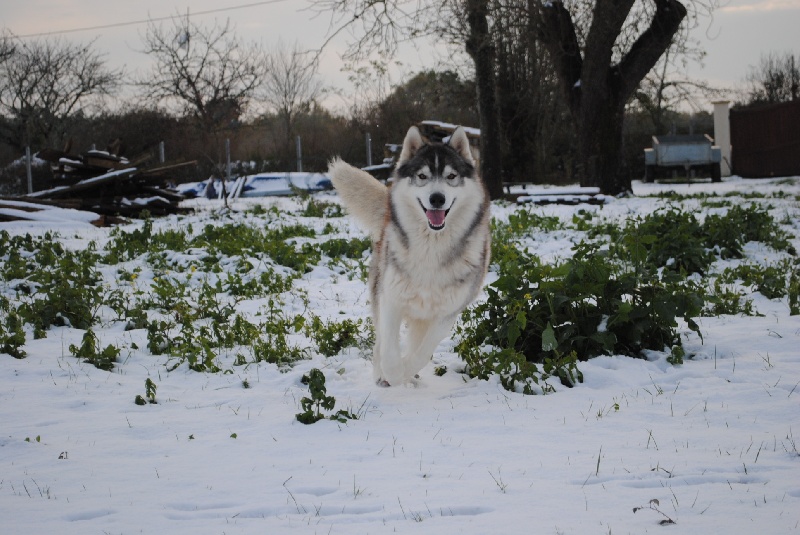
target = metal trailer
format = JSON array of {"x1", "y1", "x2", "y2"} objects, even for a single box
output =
[{"x1": 643, "y1": 134, "x2": 722, "y2": 182}]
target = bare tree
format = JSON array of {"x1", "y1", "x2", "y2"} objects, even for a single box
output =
[
  {"x1": 310, "y1": 0, "x2": 506, "y2": 198},
  {"x1": 0, "y1": 35, "x2": 121, "y2": 151},
  {"x1": 312, "y1": 0, "x2": 717, "y2": 194},
  {"x1": 744, "y1": 51, "x2": 799, "y2": 106},
  {"x1": 0, "y1": 30, "x2": 15, "y2": 63},
  {"x1": 538, "y1": 0, "x2": 693, "y2": 193},
  {"x1": 261, "y1": 41, "x2": 324, "y2": 145},
  {"x1": 465, "y1": 0, "x2": 503, "y2": 199},
  {"x1": 136, "y1": 15, "x2": 267, "y2": 133},
  {"x1": 634, "y1": 40, "x2": 726, "y2": 133}
]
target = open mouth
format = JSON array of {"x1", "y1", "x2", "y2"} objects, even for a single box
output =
[{"x1": 419, "y1": 200, "x2": 450, "y2": 230}]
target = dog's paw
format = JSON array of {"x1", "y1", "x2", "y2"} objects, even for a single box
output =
[{"x1": 376, "y1": 378, "x2": 391, "y2": 387}]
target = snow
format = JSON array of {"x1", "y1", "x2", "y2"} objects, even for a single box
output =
[
  {"x1": 2, "y1": 177, "x2": 800, "y2": 534},
  {"x1": 0, "y1": 199, "x2": 101, "y2": 227}
]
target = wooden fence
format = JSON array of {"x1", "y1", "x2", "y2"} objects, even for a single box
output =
[{"x1": 730, "y1": 99, "x2": 800, "y2": 178}]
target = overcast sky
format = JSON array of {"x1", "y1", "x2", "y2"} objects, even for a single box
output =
[{"x1": 2, "y1": 0, "x2": 799, "y2": 114}]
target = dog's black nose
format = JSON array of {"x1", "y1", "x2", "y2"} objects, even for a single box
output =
[{"x1": 429, "y1": 192, "x2": 446, "y2": 209}]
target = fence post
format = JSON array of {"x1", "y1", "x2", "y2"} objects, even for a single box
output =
[
  {"x1": 159, "y1": 141, "x2": 165, "y2": 164},
  {"x1": 222, "y1": 138, "x2": 231, "y2": 208},
  {"x1": 366, "y1": 133, "x2": 372, "y2": 167},
  {"x1": 25, "y1": 146, "x2": 33, "y2": 194},
  {"x1": 296, "y1": 135, "x2": 303, "y2": 172}
]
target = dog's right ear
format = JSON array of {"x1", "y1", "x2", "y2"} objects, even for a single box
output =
[
  {"x1": 397, "y1": 126, "x2": 424, "y2": 164},
  {"x1": 448, "y1": 126, "x2": 475, "y2": 166}
]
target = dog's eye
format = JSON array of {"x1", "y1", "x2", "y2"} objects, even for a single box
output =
[
  {"x1": 447, "y1": 173, "x2": 457, "y2": 181},
  {"x1": 417, "y1": 173, "x2": 428, "y2": 181}
]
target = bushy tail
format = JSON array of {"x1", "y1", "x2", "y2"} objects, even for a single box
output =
[{"x1": 328, "y1": 157, "x2": 388, "y2": 239}]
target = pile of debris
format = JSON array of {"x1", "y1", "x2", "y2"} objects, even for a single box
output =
[{"x1": 0, "y1": 144, "x2": 197, "y2": 226}]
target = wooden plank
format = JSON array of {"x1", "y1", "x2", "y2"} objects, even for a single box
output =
[
  {"x1": 136, "y1": 160, "x2": 198, "y2": 177},
  {"x1": 140, "y1": 186, "x2": 186, "y2": 202},
  {"x1": 30, "y1": 168, "x2": 138, "y2": 198},
  {"x1": 35, "y1": 147, "x2": 72, "y2": 163}
]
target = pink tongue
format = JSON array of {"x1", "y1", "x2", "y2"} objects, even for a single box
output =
[{"x1": 426, "y1": 209, "x2": 446, "y2": 227}]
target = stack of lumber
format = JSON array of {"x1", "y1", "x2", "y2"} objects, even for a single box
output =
[{"x1": 1, "y1": 146, "x2": 197, "y2": 226}]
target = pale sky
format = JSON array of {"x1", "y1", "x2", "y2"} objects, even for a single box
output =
[
  {"x1": 2, "y1": 0, "x2": 799, "y2": 113},
  {"x1": 686, "y1": 0, "x2": 800, "y2": 103}
]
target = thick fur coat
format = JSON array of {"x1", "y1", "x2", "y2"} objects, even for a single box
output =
[{"x1": 328, "y1": 126, "x2": 491, "y2": 385}]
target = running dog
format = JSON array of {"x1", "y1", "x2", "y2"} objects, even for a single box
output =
[{"x1": 328, "y1": 126, "x2": 491, "y2": 385}]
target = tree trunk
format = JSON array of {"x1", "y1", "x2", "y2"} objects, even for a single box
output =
[
  {"x1": 578, "y1": 92, "x2": 627, "y2": 193},
  {"x1": 465, "y1": 0, "x2": 504, "y2": 200},
  {"x1": 538, "y1": 0, "x2": 686, "y2": 195}
]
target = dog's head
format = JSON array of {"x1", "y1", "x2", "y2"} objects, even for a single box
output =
[{"x1": 393, "y1": 126, "x2": 478, "y2": 231}]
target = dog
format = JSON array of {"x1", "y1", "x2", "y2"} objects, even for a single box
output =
[{"x1": 328, "y1": 126, "x2": 491, "y2": 385}]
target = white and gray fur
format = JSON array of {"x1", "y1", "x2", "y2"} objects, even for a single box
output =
[{"x1": 328, "y1": 126, "x2": 491, "y2": 385}]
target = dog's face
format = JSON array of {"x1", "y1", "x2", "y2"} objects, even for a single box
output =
[{"x1": 393, "y1": 126, "x2": 479, "y2": 231}]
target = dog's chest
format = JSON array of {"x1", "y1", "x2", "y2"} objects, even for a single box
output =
[{"x1": 377, "y1": 225, "x2": 486, "y2": 317}]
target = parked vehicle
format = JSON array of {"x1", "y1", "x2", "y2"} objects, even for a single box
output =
[
  {"x1": 176, "y1": 172, "x2": 332, "y2": 199},
  {"x1": 644, "y1": 135, "x2": 722, "y2": 182}
]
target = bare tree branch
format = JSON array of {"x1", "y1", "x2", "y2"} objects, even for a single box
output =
[
  {"x1": 538, "y1": 1, "x2": 583, "y2": 112},
  {"x1": 260, "y1": 40, "x2": 324, "y2": 143},
  {"x1": 0, "y1": 36, "x2": 121, "y2": 150},
  {"x1": 617, "y1": 0, "x2": 687, "y2": 102},
  {"x1": 745, "y1": 51, "x2": 800, "y2": 105},
  {"x1": 135, "y1": 15, "x2": 267, "y2": 131}
]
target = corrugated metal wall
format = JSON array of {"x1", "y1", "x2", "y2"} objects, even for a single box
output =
[{"x1": 730, "y1": 99, "x2": 800, "y2": 178}]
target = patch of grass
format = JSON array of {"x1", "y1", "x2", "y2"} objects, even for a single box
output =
[
  {"x1": 716, "y1": 260, "x2": 799, "y2": 301},
  {"x1": 301, "y1": 198, "x2": 345, "y2": 218},
  {"x1": 14, "y1": 239, "x2": 104, "y2": 332},
  {"x1": 306, "y1": 316, "x2": 366, "y2": 357}
]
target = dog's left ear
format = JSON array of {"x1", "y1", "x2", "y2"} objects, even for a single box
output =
[
  {"x1": 448, "y1": 126, "x2": 475, "y2": 166},
  {"x1": 398, "y1": 126, "x2": 424, "y2": 164}
]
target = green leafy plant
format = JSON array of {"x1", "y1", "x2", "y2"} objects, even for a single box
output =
[
  {"x1": 295, "y1": 368, "x2": 357, "y2": 424},
  {"x1": 703, "y1": 279, "x2": 757, "y2": 317},
  {"x1": 789, "y1": 270, "x2": 800, "y2": 316},
  {"x1": 1, "y1": 309, "x2": 27, "y2": 359},
  {"x1": 620, "y1": 207, "x2": 713, "y2": 275},
  {"x1": 68, "y1": 329, "x2": 120, "y2": 371},
  {"x1": 165, "y1": 324, "x2": 221, "y2": 373},
  {"x1": 135, "y1": 378, "x2": 158, "y2": 405},
  {"x1": 306, "y1": 316, "x2": 365, "y2": 357},
  {"x1": 704, "y1": 203, "x2": 794, "y2": 259},
  {"x1": 458, "y1": 226, "x2": 704, "y2": 393},
  {"x1": 717, "y1": 261, "x2": 794, "y2": 300},
  {"x1": 12, "y1": 237, "x2": 104, "y2": 332}
]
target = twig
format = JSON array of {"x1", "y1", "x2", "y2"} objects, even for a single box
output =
[{"x1": 633, "y1": 499, "x2": 676, "y2": 525}]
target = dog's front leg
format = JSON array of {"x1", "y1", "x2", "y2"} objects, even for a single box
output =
[
  {"x1": 402, "y1": 317, "x2": 456, "y2": 381},
  {"x1": 375, "y1": 302, "x2": 404, "y2": 385}
]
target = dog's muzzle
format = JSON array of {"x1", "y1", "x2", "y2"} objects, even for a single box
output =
[{"x1": 421, "y1": 193, "x2": 450, "y2": 230}]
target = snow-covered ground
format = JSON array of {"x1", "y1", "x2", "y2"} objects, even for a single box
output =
[{"x1": 2, "y1": 177, "x2": 799, "y2": 534}]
